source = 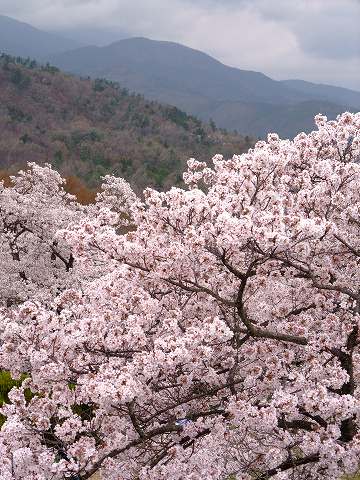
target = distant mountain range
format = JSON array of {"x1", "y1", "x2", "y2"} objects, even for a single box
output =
[{"x1": 1, "y1": 14, "x2": 359, "y2": 138}]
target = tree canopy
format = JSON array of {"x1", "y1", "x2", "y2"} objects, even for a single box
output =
[{"x1": 0, "y1": 112, "x2": 360, "y2": 479}]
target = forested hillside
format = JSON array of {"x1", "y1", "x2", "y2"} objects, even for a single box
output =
[{"x1": 0, "y1": 54, "x2": 253, "y2": 194}]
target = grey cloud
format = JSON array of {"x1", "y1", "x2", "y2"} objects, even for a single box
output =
[
  {"x1": 299, "y1": 20, "x2": 360, "y2": 60},
  {"x1": 184, "y1": 0, "x2": 360, "y2": 62},
  {"x1": 247, "y1": 0, "x2": 360, "y2": 60}
]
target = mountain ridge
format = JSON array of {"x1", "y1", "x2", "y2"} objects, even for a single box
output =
[
  {"x1": 0, "y1": 14, "x2": 82, "y2": 58},
  {"x1": 48, "y1": 37, "x2": 360, "y2": 137},
  {"x1": 1, "y1": 15, "x2": 359, "y2": 138},
  {"x1": 49, "y1": 37, "x2": 309, "y2": 105}
]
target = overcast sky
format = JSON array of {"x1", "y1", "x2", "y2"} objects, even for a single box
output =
[{"x1": 1, "y1": 0, "x2": 359, "y2": 90}]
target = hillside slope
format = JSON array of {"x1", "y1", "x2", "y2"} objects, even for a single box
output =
[
  {"x1": 49, "y1": 37, "x2": 360, "y2": 137},
  {"x1": 281, "y1": 79, "x2": 360, "y2": 108},
  {"x1": 193, "y1": 98, "x2": 355, "y2": 138},
  {"x1": 0, "y1": 55, "x2": 253, "y2": 192}
]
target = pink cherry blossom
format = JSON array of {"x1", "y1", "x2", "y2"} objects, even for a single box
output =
[{"x1": 0, "y1": 112, "x2": 360, "y2": 479}]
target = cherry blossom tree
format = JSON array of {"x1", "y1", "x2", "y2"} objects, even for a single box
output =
[
  {"x1": 0, "y1": 112, "x2": 360, "y2": 479},
  {"x1": 0, "y1": 163, "x2": 82, "y2": 307}
]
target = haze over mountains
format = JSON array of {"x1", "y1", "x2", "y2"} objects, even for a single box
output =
[
  {"x1": 1, "y1": 14, "x2": 359, "y2": 138},
  {"x1": 0, "y1": 15, "x2": 82, "y2": 58}
]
